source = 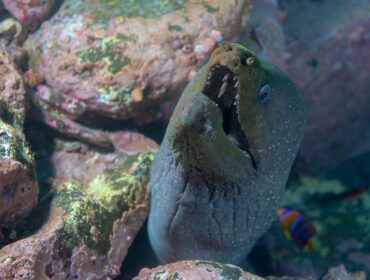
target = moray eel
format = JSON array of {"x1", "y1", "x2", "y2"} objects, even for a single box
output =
[{"x1": 148, "y1": 42, "x2": 305, "y2": 264}]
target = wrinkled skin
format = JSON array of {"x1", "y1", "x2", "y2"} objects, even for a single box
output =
[{"x1": 148, "y1": 42, "x2": 305, "y2": 264}]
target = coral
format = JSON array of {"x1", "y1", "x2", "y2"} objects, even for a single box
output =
[
  {"x1": 0, "y1": 131, "x2": 158, "y2": 279},
  {"x1": 148, "y1": 43, "x2": 305, "y2": 264},
  {"x1": 25, "y1": 0, "x2": 251, "y2": 146}
]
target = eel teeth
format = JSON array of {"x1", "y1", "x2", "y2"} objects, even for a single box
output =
[{"x1": 218, "y1": 80, "x2": 228, "y2": 98}]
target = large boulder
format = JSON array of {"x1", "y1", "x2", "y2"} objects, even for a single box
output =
[
  {"x1": 0, "y1": 131, "x2": 158, "y2": 279},
  {"x1": 133, "y1": 260, "x2": 264, "y2": 280},
  {"x1": 25, "y1": 0, "x2": 251, "y2": 146}
]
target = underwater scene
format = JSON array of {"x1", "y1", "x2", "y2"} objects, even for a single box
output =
[{"x1": 0, "y1": 0, "x2": 369, "y2": 279}]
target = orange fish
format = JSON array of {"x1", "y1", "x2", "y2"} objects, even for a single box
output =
[{"x1": 277, "y1": 208, "x2": 317, "y2": 250}]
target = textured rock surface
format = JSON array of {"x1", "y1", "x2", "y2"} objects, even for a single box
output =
[
  {"x1": 242, "y1": 0, "x2": 370, "y2": 174},
  {"x1": 134, "y1": 261, "x2": 366, "y2": 280},
  {"x1": 0, "y1": 17, "x2": 28, "y2": 70},
  {"x1": 1, "y1": 0, "x2": 55, "y2": 31},
  {"x1": 133, "y1": 260, "x2": 264, "y2": 280},
  {"x1": 249, "y1": 176, "x2": 370, "y2": 279},
  {"x1": 0, "y1": 49, "x2": 37, "y2": 226},
  {"x1": 322, "y1": 264, "x2": 366, "y2": 280},
  {"x1": 25, "y1": 0, "x2": 251, "y2": 146},
  {"x1": 0, "y1": 131, "x2": 157, "y2": 279}
]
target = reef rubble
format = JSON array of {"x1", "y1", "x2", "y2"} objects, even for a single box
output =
[{"x1": 0, "y1": 131, "x2": 157, "y2": 279}]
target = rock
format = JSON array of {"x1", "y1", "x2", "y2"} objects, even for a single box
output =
[
  {"x1": 241, "y1": 0, "x2": 288, "y2": 69},
  {"x1": 133, "y1": 262, "x2": 365, "y2": 280},
  {"x1": 0, "y1": 49, "x2": 37, "y2": 226},
  {"x1": 322, "y1": 264, "x2": 366, "y2": 280},
  {"x1": 249, "y1": 177, "x2": 370, "y2": 278},
  {"x1": 133, "y1": 260, "x2": 264, "y2": 280},
  {"x1": 242, "y1": 0, "x2": 370, "y2": 174},
  {"x1": 25, "y1": 0, "x2": 251, "y2": 146},
  {"x1": 0, "y1": 17, "x2": 29, "y2": 70},
  {"x1": 1, "y1": 0, "x2": 55, "y2": 31},
  {"x1": 0, "y1": 18, "x2": 26, "y2": 45},
  {"x1": 286, "y1": 10, "x2": 370, "y2": 174},
  {"x1": 0, "y1": 2, "x2": 5, "y2": 17},
  {"x1": 266, "y1": 277, "x2": 312, "y2": 280},
  {"x1": 0, "y1": 130, "x2": 158, "y2": 279}
]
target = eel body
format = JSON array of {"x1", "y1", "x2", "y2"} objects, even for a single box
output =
[{"x1": 148, "y1": 42, "x2": 305, "y2": 264}]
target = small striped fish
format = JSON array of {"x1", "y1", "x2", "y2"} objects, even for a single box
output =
[{"x1": 277, "y1": 208, "x2": 317, "y2": 250}]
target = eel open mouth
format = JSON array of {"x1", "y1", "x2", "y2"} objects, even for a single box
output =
[{"x1": 202, "y1": 64, "x2": 258, "y2": 170}]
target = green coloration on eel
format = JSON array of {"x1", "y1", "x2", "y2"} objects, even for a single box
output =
[
  {"x1": 148, "y1": 42, "x2": 306, "y2": 264},
  {"x1": 57, "y1": 153, "x2": 154, "y2": 255}
]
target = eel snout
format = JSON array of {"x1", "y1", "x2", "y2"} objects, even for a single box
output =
[{"x1": 202, "y1": 64, "x2": 257, "y2": 169}]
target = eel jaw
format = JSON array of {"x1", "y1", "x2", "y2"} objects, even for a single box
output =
[{"x1": 202, "y1": 64, "x2": 258, "y2": 170}]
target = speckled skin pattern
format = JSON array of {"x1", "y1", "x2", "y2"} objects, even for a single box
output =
[{"x1": 148, "y1": 42, "x2": 305, "y2": 264}]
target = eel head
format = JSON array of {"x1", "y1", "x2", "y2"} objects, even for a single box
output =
[{"x1": 171, "y1": 42, "x2": 305, "y2": 174}]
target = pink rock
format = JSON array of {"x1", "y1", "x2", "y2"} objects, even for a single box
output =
[
  {"x1": 134, "y1": 260, "x2": 265, "y2": 280},
  {"x1": 2, "y1": 0, "x2": 55, "y2": 31},
  {"x1": 0, "y1": 49, "x2": 37, "y2": 226},
  {"x1": 0, "y1": 131, "x2": 158, "y2": 279},
  {"x1": 25, "y1": 0, "x2": 251, "y2": 145}
]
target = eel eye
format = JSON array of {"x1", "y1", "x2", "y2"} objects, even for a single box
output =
[
  {"x1": 246, "y1": 57, "x2": 255, "y2": 65},
  {"x1": 258, "y1": 84, "x2": 271, "y2": 104}
]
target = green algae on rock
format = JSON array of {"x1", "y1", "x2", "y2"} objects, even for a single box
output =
[
  {"x1": 148, "y1": 42, "x2": 305, "y2": 264},
  {"x1": 57, "y1": 153, "x2": 154, "y2": 255},
  {"x1": 69, "y1": 0, "x2": 189, "y2": 21},
  {"x1": 0, "y1": 50, "x2": 38, "y2": 227},
  {"x1": 25, "y1": 0, "x2": 251, "y2": 146},
  {"x1": 133, "y1": 260, "x2": 264, "y2": 280},
  {"x1": 0, "y1": 131, "x2": 158, "y2": 279}
]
